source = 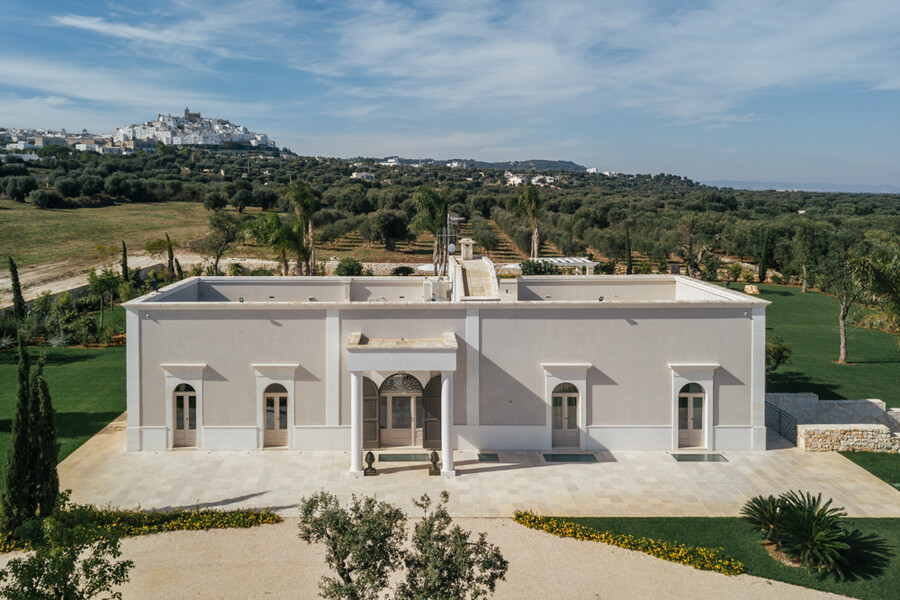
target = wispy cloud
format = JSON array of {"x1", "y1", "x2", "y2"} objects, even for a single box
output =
[
  {"x1": 0, "y1": 55, "x2": 265, "y2": 119},
  {"x1": 52, "y1": 0, "x2": 309, "y2": 69}
]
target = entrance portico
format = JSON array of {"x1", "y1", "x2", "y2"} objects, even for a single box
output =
[{"x1": 346, "y1": 333, "x2": 458, "y2": 477}]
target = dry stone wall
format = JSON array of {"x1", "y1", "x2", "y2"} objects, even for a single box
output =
[
  {"x1": 797, "y1": 424, "x2": 900, "y2": 453},
  {"x1": 768, "y1": 393, "x2": 900, "y2": 453}
]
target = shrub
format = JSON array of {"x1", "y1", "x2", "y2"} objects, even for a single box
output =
[
  {"x1": 335, "y1": 257, "x2": 364, "y2": 277},
  {"x1": 740, "y1": 494, "x2": 783, "y2": 540},
  {"x1": 741, "y1": 490, "x2": 851, "y2": 574},
  {"x1": 520, "y1": 260, "x2": 560, "y2": 275},
  {"x1": 47, "y1": 333, "x2": 68, "y2": 348},
  {"x1": 391, "y1": 265, "x2": 415, "y2": 276},
  {"x1": 776, "y1": 490, "x2": 850, "y2": 574},
  {"x1": 250, "y1": 267, "x2": 274, "y2": 276},
  {"x1": 0, "y1": 335, "x2": 14, "y2": 351},
  {"x1": 28, "y1": 189, "x2": 65, "y2": 210},
  {"x1": 765, "y1": 335, "x2": 793, "y2": 372}
]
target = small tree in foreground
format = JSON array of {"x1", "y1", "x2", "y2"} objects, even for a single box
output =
[
  {"x1": 299, "y1": 491, "x2": 508, "y2": 600},
  {"x1": 396, "y1": 491, "x2": 508, "y2": 600},
  {"x1": 1, "y1": 337, "x2": 37, "y2": 534},
  {"x1": 298, "y1": 491, "x2": 405, "y2": 600},
  {"x1": 0, "y1": 501, "x2": 133, "y2": 600}
]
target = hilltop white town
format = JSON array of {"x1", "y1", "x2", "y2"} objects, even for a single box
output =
[{"x1": 2, "y1": 108, "x2": 275, "y2": 156}]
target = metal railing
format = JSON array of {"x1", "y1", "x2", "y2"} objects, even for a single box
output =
[{"x1": 765, "y1": 401, "x2": 798, "y2": 444}]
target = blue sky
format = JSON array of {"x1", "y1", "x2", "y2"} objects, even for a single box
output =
[{"x1": 2, "y1": 1, "x2": 900, "y2": 186}]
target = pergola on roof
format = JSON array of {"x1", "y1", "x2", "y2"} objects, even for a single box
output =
[{"x1": 503, "y1": 257, "x2": 600, "y2": 269}]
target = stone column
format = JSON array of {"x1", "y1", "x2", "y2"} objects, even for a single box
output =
[
  {"x1": 349, "y1": 371, "x2": 363, "y2": 476},
  {"x1": 441, "y1": 371, "x2": 455, "y2": 476}
]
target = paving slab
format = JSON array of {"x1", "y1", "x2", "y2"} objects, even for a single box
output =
[{"x1": 60, "y1": 413, "x2": 900, "y2": 517}]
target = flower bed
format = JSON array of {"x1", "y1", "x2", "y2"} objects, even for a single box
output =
[
  {"x1": 0, "y1": 507, "x2": 282, "y2": 553},
  {"x1": 513, "y1": 510, "x2": 744, "y2": 575}
]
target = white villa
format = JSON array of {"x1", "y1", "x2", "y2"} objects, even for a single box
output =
[{"x1": 123, "y1": 241, "x2": 769, "y2": 476}]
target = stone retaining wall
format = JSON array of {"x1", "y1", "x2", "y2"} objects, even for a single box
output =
[
  {"x1": 797, "y1": 424, "x2": 900, "y2": 453},
  {"x1": 766, "y1": 393, "x2": 893, "y2": 426}
]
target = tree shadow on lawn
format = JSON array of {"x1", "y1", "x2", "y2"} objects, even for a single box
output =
[
  {"x1": 766, "y1": 371, "x2": 847, "y2": 400},
  {"x1": 831, "y1": 528, "x2": 894, "y2": 582},
  {"x1": 0, "y1": 349, "x2": 102, "y2": 367},
  {"x1": 55, "y1": 411, "x2": 124, "y2": 439}
]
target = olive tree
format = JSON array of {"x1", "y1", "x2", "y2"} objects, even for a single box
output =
[
  {"x1": 0, "y1": 502, "x2": 133, "y2": 600},
  {"x1": 298, "y1": 491, "x2": 405, "y2": 600},
  {"x1": 396, "y1": 491, "x2": 508, "y2": 600}
]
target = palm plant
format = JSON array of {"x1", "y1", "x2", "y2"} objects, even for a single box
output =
[
  {"x1": 740, "y1": 494, "x2": 784, "y2": 541},
  {"x1": 247, "y1": 212, "x2": 290, "y2": 276},
  {"x1": 286, "y1": 183, "x2": 318, "y2": 275},
  {"x1": 412, "y1": 186, "x2": 450, "y2": 276},
  {"x1": 509, "y1": 181, "x2": 542, "y2": 258},
  {"x1": 246, "y1": 212, "x2": 306, "y2": 276},
  {"x1": 776, "y1": 490, "x2": 850, "y2": 574}
]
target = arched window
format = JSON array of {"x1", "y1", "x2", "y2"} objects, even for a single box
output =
[
  {"x1": 379, "y1": 373, "x2": 424, "y2": 447},
  {"x1": 551, "y1": 382, "x2": 579, "y2": 447},
  {"x1": 379, "y1": 373, "x2": 423, "y2": 394},
  {"x1": 173, "y1": 384, "x2": 197, "y2": 447},
  {"x1": 553, "y1": 382, "x2": 578, "y2": 395},
  {"x1": 679, "y1": 382, "x2": 704, "y2": 395}
]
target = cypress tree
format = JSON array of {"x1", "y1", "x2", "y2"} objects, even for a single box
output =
[
  {"x1": 120, "y1": 241, "x2": 129, "y2": 282},
  {"x1": 166, "y1": 233, "x2": 175, "y2": 276},
  {"x1": 174, "y1": 258, "x2": 184, "y2": 280},
  {"x1": 32, "y1": 357, "x2": 59, "y2": 517},
  {"x1": 1, "y1": 336, "x2": 37, "y2": 532},
  {"x1": 8, "y1": 257, "x2": 26, "y2": 322},
  {"x1": 625, "y1": 228, "x2": 633, "y2": 275}
]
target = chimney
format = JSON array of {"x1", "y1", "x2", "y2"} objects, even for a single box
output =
[{"x1": 460, "y1": 238, "x2": 474, "y2": 260}]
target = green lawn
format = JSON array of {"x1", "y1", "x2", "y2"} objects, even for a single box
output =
[
  {"x1": 0, "y1": 346, "x2": 126, "y2": 482},
  {"x1": 840, "y1": 452, "x2": 900, "y2": 489},
  {"x1": 563, "y1": 517, "x2": 899, "y2": 600},
  {"x1": 757, "y1": 284, "x2": 900, "y2": 407}
]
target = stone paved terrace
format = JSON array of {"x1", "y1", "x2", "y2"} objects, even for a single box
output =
[{"x1": 61, "y1": 414, "x2": 900, "y2": 518}]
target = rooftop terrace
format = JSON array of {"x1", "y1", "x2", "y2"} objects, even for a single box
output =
[{"x1": 126, "y1": 275, "x2": 768, "y2": 308}]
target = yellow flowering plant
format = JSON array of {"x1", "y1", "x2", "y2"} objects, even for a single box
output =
[{"x1": 513, "y1": 511, "x2": 744, "y2": 575}]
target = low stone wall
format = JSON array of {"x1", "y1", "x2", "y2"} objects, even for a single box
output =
[{"x1": 797, "y1": 424, "x2": 900, "y2": 453}]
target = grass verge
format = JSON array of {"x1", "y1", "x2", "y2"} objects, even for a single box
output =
[
  {"x1": 560, "y1": 516, "x2": 898, "y2": 600},
  {"x1": 840, "y1": 452, "x2": 900, "y2": 489}
]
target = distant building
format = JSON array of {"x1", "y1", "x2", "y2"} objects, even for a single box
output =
[
  {"x1": 33, "y1": 135, "x2": 67, "y2": 148},
  {"x1": 351, "y1": 172, "x2": 376, "y2": 181},
  {"x1": 505, "y1": 172, "x2": 525, "y2": 186}
]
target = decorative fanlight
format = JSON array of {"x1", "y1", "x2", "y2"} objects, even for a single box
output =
[{"x1": 380, "y1": 373, "x2": 423, "y2": 394}]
